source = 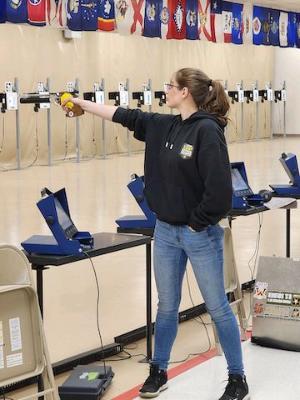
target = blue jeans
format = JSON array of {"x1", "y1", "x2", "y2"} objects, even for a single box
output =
[{"x1": 152, "y1": 220, "x2": 244, "y2": 375}]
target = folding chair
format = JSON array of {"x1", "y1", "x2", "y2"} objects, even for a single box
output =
[{"x1": 0, "y1": 244, "x2": 59, "y2": 400}]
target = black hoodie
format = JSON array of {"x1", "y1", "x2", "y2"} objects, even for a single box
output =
[{"x1": 112, "y1": 107, "x2": 232, "y2": 231}]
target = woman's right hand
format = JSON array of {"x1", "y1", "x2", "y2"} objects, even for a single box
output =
[{"x1": 60, "y1": 94, "x2": 84, "y2": 117}]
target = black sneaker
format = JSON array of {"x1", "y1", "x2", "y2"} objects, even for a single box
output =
[
  {"x1": 219, "y1": 374, "x2": 250, "y2": 400},
  {"x1": 139, "y1": 364, "x2": 168, "y2": 398}
]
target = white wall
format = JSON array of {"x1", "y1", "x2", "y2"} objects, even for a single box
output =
[{"x1": 273, "y1": 47, "x2": 300, "y2": 135}]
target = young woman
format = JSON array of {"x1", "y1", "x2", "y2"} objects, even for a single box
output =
[{"x1": 62, "y1": 68, "x2": 249, "y2": 400}]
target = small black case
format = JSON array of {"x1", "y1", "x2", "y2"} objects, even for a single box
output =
[{"x1": 58, "y1": 365, "x2": 114, "y2": 400}]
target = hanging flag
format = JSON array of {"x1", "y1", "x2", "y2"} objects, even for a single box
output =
[
  {"x1": 116, "y1": 0, "x2": 143, "y2": 35},
  {"x1": 98, "y1": 0, "x2": 115, "y2": 31},
  {"x1": 287, "y1": 12, "x2": 296, "y2": 48},
  {"x1": 242, "y1": 2, "x2": 252, "y2": 45},
  {"x1": 166, "y1": 0, "x2": 186, "y2": 40},
  {"x1": 231, "y1": 2, "x2": 243, "y2": 45},
  {"x1": 211, "y1": 0, "x2": 222, "y2": 43},
  {"x1": 46, "y1": 0, "x2": 67, "y2": 28},
  {"x1": 261, "y1": 8, "x2": 272, "y2": 46},
  {"x1": 211, "y1": 0, "x2": 221, "y2": 14},
  {"x1": 160, "y1": 0, "x2": 169, "y2": 39},
  {"x1": 28, "y1": 0, "x2": 46, "y2": 26},
  {"x1": 115, "y1": 0, "x2": 130, "y2": 34},
  {"x1": 185, "y1": 0, "x2": 197, "y2": 40},
  {"x1": 222, "y1": 1, "x2": 232, "y2": 43},
  {"x1": 279, "y1": 11, "x2": 288, "y2": 47},
  {"x1": 130, "y1": 0, "x2": 144, "y2": 34},
  {"x1": 198, "y1": 0, "x2": 215, "y2": 42},
  {"x1": 296, "y1": 13, "x2": 300, "y2": 48},
  {"x1": 0, "y1": 0, "x2": 6, "y2": 22},
  {"x1": 6, "y1": 0, "x2": 28, "y2": 23},
  {"x1": 66, "y1": 0, "x2": 82, "y2": 30},
  {"x1": 81, "y1": 0, "x2": 98, "y2": 30},
  {"x1": 252, "y1": 6, "x2": 266, "y2": 46},
  {"x1": 143, "y1": 0, "x2": 162, "y2": 38},
  {"x1": 269, "y1": 8, "x2": 279, "y2": 46}
]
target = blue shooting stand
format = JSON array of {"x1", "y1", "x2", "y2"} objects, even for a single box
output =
[
  {"x1": 115, "y1": 174, "x2": 156, "y2": 229},
  {"x1": 270, "y1": 153, "x2": 300, "y2": 197},
  {"x1": 21, "y1": 188, "x2": 93, "y2": 255},
  {"x1": 231, "y1": 162, "x2": 270, "y2": 209}
]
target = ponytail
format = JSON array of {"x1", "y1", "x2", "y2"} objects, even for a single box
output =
[
  {"x1": 175, "y1": 68, "x2": 230, "y2": 126},
  {"x1": 201, "y1": 79, "x2": 230, "y2": 126}
]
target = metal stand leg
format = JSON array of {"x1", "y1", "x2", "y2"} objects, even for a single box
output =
[
  {"x1": 34, "y1": 266, "x2": 45, "y2": 400},
  {"x1": 35, "y1": 266, "x2": 45, "y2": 318},
  {"x1": 286, "y1": 209, "x2": 291, "y2": 258}
]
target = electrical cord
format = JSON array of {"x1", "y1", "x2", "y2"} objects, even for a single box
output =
[
  {"x1": 83, "y1": 251, "x2": 107, "y2": 376},
  {"x1": 247, "y1": 213, "x2": 263, "y2": 282},
  {"x1": 234, "y1": 104, "x2": 239, "y2": 140},
  {"x1": 245, "y1": 212, "x2": 264, "y2": 326},
  {"x1": 0, "y1": 114, "x2": 5, "y2": 154},
  {"x1": 79, "y1": 115, "x2": 98, "y2": 162},
  {"x1": 82, "y1": 251, "x2": 150, "y2": 366},
  {"x1": 105, "y1": 349, "x2": 146, "y2": 362},
  {"x1": 0, "y1": 115, "x2": 18, "y2": 172},
  {"x1": 83, "y1": 249, "x2": 214, "y2": 368},
  {"x1": 63, "y1": 117, "x2": 69, "y2": 161},
  {"x1": 22, "y1": 113, "x2": 39, "y2": 169},
  {"x1": 88, "y1": 115, "x2": 97, "y2": 160}
]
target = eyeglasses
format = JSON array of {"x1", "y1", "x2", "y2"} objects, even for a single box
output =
[{"x1": 163, "y1": 83, "x2": 181, "y2": 92}]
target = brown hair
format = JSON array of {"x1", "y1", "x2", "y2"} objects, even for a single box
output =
[{"x1": 175, "y1": 68, "x2": 230, "y2": 125}]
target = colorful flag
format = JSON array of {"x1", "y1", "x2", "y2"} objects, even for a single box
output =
[
  {"x1": 222, "y1": 1, "x2": 232, "y2": 43},
  {"x1": 160, "y1": 0, "x2": 169, "y2": 38},
  {"x1": 116, "y1": 0, "x2": 144, "y2": 35},
  {"x1": 81, "y1": 0, "x2": 98, "y2": 30},
  {"x1": 269, "y1": 9, "x2": 279, "y2": 46},
  {"x1": 211, "y1": 0, "x2": 221, "y2": 14},
  {"x1": 131, "y1": 0, "x2": 144, "y2": 34},
  {"x1": 98, "y1": 0, "x2": 115, "y2": 31},
  {"x1": 143, "y1": 0, "x2": 162, "y2": 38},
  {"x1": 0, "y1": 0, "x2": 6, "y2": 22},
  {"x1": 6, "y1": 0, "x2": 28, "y2": 23},
  {"x1": 231, "y1": 2, "x2": 243, "y2": 45},
  {"x1": 166, "y1": 0, "x2": 186, "y2": 40},
  {"x1": 28, "y1": 0, "x2": 46, "y2": 26},
  {"x1": 287, "y1": 12, "x2": 297, "y2": 48},
  {"x1": 66, "y1": 0, "x2": 82, "y2": 30},
  {"x1": 198, "y1": 0, "x2": 215, "y2": 42},
  {"x1": 46, "y1": 0, "x2": 67, "y2": 28},
  {"x1": 185, "y1": 0, "x2": 197, "y2": 40},
  {"x1": 279, "y1": 12, "x2": 288, "y2": 47},
  {"x1": 252, "y1": 6, "x2": 266, "y2": 45},
  {"x1": 242, "y1": 2, "x2": 252, "y2": 45},
  {"x1": 296, "y1": 13, "x2": 300, "y2": 48},
  {"x1": 211, "y1": 0, "x2": 223, "y2": 43}
]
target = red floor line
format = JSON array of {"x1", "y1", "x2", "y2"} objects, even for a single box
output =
[
  {"x1": 112, "y1": 332, "x2": 252, "y2": 400},
  {"x1": 111, "y1": 348, "x2": 217, "y2": 400}
]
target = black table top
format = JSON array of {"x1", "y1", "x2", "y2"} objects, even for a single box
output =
[
  {"x1": 26, "y1": 232, "x2": 151, "y2": 268},
  {"x1": 117, "y1": 227, "x2": 154, "y2": 236},
  {"x1": 117, "y1": 198, "x2": 298, "y2": 235},
  {"x1": 228, "y1": 206, "x2": 268, "y2": 217}
]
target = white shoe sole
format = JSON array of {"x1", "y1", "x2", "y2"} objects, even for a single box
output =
[{"x1": 139, "y1": 383, "x2": 168, "y2": 398}]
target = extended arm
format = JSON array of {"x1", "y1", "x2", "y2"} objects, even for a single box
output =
[{"x1": 61, "y1": 97, "x2": 117, "y2": 121}]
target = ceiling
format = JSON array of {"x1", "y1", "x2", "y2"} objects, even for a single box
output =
[{"x1": 239, "y1": 0, "x2": 300, "y2": 12}]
